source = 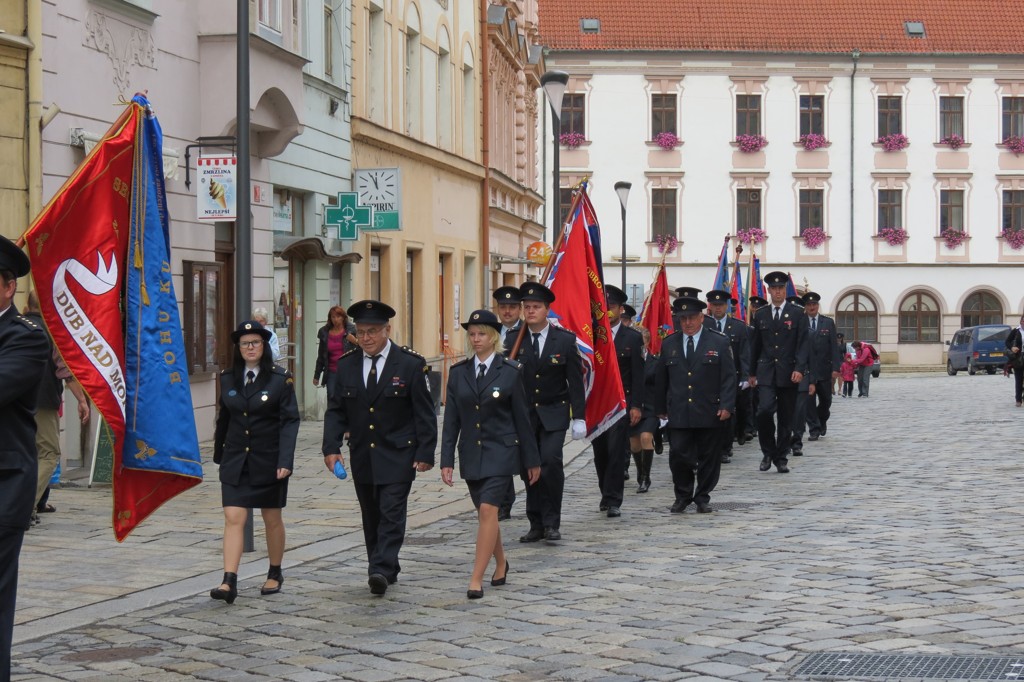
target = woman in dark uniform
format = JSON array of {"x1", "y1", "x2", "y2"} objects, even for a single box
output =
[
  {"x1": 440, "y1": 310, "x2": 540, "y2": 599},
  {"x1": 629, "y1": 326, "x2": 661, "y2": 493},
  {"x1": 211, "y1": 320, "x2": 300, "y2": 604}
]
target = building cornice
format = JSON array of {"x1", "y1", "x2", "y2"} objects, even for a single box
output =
[{"x1": 352, "y1": 117, "x2": 485, "y2": 181}]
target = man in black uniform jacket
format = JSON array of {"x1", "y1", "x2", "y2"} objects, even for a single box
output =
[
  {"x1": 796, "y1": 292, "x2": 842, "y2": 442},
  {"x1": 511, "y1": 283, "x2": 586, "y2": 544},
  {"x1": 703, "y1": 290, "x2": 751, "y2": 463},
  {"x1": 748, "y1": 272, "x2": 808, "y2": 473},
  {"x1": 656, "y1": 297, "x2": 736, "y2": 513},
  {"x1": 323, "y1": 300, "x2": 437, "y2": 595},
  {"x1": 493, "y1": 285, "x2": 523, "y2": 520},
  {"x1": 590, "y1": 285, "x2": 643, "y2": 518},
  {"x1": 0, "y1": 236, "x2": 49, "y2": 680}
]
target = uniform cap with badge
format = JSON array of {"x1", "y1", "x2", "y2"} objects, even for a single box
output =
[
  {"x1": 604, "y1": 284, "x2": 628, "y2": 307},
  {"x1": 802, "y1": 291, "x2": 821, "y2": 304},
  {"x1": 230, "y1": 320, "x2": 273, "y2": 343},
  {"x1": 763, "y1": 271, "x2": 790, "y2": 287},
  {"x1": 347, "y1": 299, "x2": 397, "y2": 324},
  {"x1": 492, "y1": 286, "x2": 523, "y2": 304},
  {"x1": 622, "y1": 303, "x2": 637, "y2": 319},
  {"x1": 519, "y1": 282, "x2": 555, "y2": 305},
  {"x1": 461, "y1": 309, "x2": 503, "y2": 332},
  {"x1": 672, "y1": 296, "x2": 707, "y2": 316},
  {"x1": 0, "y1": 235, "x2": 30, "y2": 278},
  {"x1": 705, "y1": 289, "x2": 730, "y2": 304},
  {"x1": 749, "y1": 295, "x2": 768, "y2": 307},
  {"x1": 674, "y1": 286, "x2": 702, "y2": 299}
]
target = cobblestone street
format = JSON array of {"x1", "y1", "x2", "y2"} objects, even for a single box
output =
[{"x1": 12, "y1": 372, "x2": 1024, "y2": 681}]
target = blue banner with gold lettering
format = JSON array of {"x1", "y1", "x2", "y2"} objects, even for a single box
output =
[{"x1": 116, "y1": 94, "x2": 202, "y2": 541}]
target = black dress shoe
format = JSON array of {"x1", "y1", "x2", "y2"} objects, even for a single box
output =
[
  {"x1": 519, "y1": 528, "x2": 544, "y2": 543},
  {"x1": 599, "y1": 504, "x2": 608, "y2": 512},
  {"x1": 776, "y1": 463, "x2": 790, "y2": 473},
  {"x1": 721, "y1": 454, "x2": 732, "y2": 464},
  {"x1": 696, "y1": 502, "x2": 713, "y2": 514},
  {"x1": 544, "y1": 528, "x2": 561, "y2": 542},
  {"x1": 820, "y1": 424, "x2": 827, "y2": 436},
  {"x1": 808, "y1": 434, "x2": 819, "y2": 441},
  {"x1": 491, "y1": 560, "x2": 509, "y2": 586},
  {"x1": 759, "y1": 457, "x2": 771, "y2": 472},
  {"x1": 368, "y1": 573, "x2": 388, "y2": 595},
  {"x1": 497, "y1": 507, "x2": 511, "y2": 521},
  {"x1": 670, "y1": 501, "x2": 688, "y2": 514},
  {"x1": 606, "y1": 506, "x2": 621, "y2": 518},
  {"x1": 467, "y1": 588, "x2": 484, "y2": 599},
  {"x1": 791, "y1": 448, "x2": 803, "y2": 456}
]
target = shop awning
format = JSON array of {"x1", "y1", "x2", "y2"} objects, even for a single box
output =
[{"x1": 274, "y1": 235, "x2": 363, "y2": 264}]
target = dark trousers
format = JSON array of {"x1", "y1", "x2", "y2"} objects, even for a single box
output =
[
  {"x1": 525, "y1": 426, "x2": 566, "y2": 531},
  {"x1": 0, "y1": 527, "x2": 25, "y2": 682},
  {"x1": 352, "y1": 481, "x2": 413, "y2": 580},
  {"x1": 1014, "y1": 366, "x2": 1024, "y2": 402},
  {"x1": 806, "y1": 381, "x2": 832, "y2": 436},
  {"x1": 792, "y1": 389, "x2": 810, "y2": 449},
  {"x1": 843, "y1": 380, "x2": 854, "y2": 396},
  {"x1": 734, "y1": 386, "x2": 750, "y2": 443},
  {"x1": 592, "y1": 417, "x2": 627, "y2": 509},
  {"x1": 757, "y1": 384, "x2": 797, "y2": 464},
  {"x1": 668, "y1": 428, "x2": 721, "y2": 506},
  {"x1": 746, "y1": 386, "x2": 758, "y2": 434}
]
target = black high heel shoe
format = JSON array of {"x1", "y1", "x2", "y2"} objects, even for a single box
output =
[
  {"x1": 467, "y1": 588, "x2": 484, "y2": 599},
  {"x1": 210, "y1": 572, "x2": 238, "y2": 605},
  {"x1": 490, "y1": 560, "x2": 510, "y2": 587},
  {"x1": 261, "y1": 565, "x2": 284, "y2": 595}
]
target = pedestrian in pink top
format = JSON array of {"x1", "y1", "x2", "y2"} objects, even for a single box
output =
[
  {"x1": 839, "y1": 353, "x2": 856, "y2": 397},
  {"x1": 851, "y1": 341, "x2": 875, "y2": 397}
]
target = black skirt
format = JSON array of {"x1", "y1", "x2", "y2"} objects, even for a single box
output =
[
  {"x1": 630, "y1": 415, "x2": 659, "y2": 437},
  {"x1": 221, "y1": 460, "x2": 288, "y2": 509},
  {"x1": 465, "y1": 475, "x2": 510, "y2": 510}
]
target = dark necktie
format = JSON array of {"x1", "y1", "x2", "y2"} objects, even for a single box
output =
[
  {"x1": 478, "y1": 363, "x2": 487, "y2": 380},
  {"x1": 366, "y1": 354, "x2": 380, "y2": 392},
  {"x1": 245, "y1": 370, "x2": 255, "y2": 386},
  {"x1": 774, "y1": 307, "x2": 781, "y2": 322},
  {"x1": 719, "y1": 319, "x2": 725, "y2": 333},
  {"x1": 811, "y1": 317, "x2": 817, "y2": 333},
  {"x1": 532, "y1": 332, "x2": 541, "y2": 357},
  {"x1": 686, "y1": 335, "x2": 695, "y2": 358}
]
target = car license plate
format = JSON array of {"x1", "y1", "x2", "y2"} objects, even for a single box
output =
[{"x1": 991, "y1": 352, "x2": 1004, "y2": 357}]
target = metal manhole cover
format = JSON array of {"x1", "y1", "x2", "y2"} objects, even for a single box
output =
[
  {"x1": 793, "y1": 653, "x2": 1024, "y2": 680},
  {"x1": 63, "y1": 646, "x2": 163, "y2": 663}
]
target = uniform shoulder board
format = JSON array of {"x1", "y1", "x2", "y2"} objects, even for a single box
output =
[
  {"x1": 451, "y1": 357, "x2": 470, "y2": 368},
  {"x1": 502, "y1": 356, "x2": 523, "y2": 370},
  {"x1": 220, "y1": 368, "x2": 232, "y2": 376},
  {"x1": 339, "y1": 347, "x2": 359, "y2": 359},
  {"x1": 709, "y1": 328, "x2": 728, "y2": 337},
  {"x1": 272, "y1": 365, "x2": 292, "y2": 377},
  {"x1": 663, "y1": 330, "x2": 681, "y2": 341},
  {"x1": 13, "y1": 315, "x2": 43, "y2": 331},
  {"x1": 399, "y1": 345, "x2": 423, "y2": 358}
]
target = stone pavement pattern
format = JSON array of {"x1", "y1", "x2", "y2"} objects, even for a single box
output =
[{"x1": 12, "y1": 373, "x2": 1024, "y2": 681}]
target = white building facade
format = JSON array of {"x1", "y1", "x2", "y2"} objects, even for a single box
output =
[{"x1": 540, "y1": 4, "x2": 1024, "y2": 367}]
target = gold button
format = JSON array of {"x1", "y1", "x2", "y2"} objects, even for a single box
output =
[
  {"x1": 477, "y1": 440, "x2": 482, "y2": 445},
  {"x1": 688, "y1": 372, "x2": 692, "y2": 377},
  {"x1": 476, "y1": 423, "x2": 481, "y2": 428},
  {"x1": 245, "y1": 447, "x2": 250, "y2": 452},
  {"x1": 475, "y1": 405, "x2": 480, "y2": 410},
  {"x1": 243, "y1": 412, "x2": 248, "y2": 417},
  {"x1": 370, "y1": 443, "x2": 376, "y2": 448},
  {"x1": 369, "y1": 425, "x2": 375, "y2": 430},
  {"x1": 245, "y1": 430, "x2": 249, "y2": 435},
  {"x1": 535, "y1": 389, "x2": 540, "y2": 393},
  {"x1": 688, "y1": 398, "x2": 693, "y2": 403},
  {"x1": 369, "y1": 407, "x2": 375, "y2": 413}
]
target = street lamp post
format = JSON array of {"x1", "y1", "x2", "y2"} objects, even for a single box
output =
[
  {"x1": 614, "y1": 181, "x2": 631, "y2": 293},
  {"x1": 540, "y1": 71, "x2": 569, "y2": 242}
]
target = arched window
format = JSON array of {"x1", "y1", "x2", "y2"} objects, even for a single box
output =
[
  {"x1": 836, "y1": 292, "x2": 877, "y2": 342},
  {"x1": 961, "y1": 291, "x2": 1003, "y2": 328},
  {"x1": 899, "y1": 291, "x2": 941, "y2": 342}
]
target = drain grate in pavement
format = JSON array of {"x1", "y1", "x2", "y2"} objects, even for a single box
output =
[
  {"x1": 63, "y1": 646, "x2": 163, "y2": 663},
  {"x1": 793, "y1": 652, "x2": 1024, "y2": 680}
]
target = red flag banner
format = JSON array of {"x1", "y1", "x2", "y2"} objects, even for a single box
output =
[
  {"x1": 640, "y1": 264, "x2": 673, "y2": 356},
  {"x1": 545, "y1": 187, "x2": 626, "y2": 440}
]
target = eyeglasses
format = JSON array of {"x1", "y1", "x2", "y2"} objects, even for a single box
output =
[
  {"x1": 354, "y1": 327, "x2": 386, "y2": 338},
  {"x1": 239, "y1": 340, "x2": 262, "y2": 348}
]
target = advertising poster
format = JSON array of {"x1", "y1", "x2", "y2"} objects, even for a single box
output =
[{"x1": 197, "y1": 155, "x2": 237, "y2": 221}]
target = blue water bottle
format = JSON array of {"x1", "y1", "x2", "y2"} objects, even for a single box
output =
[{"x1": 333, "y1": 460, "x2": 348, "y2": 480}]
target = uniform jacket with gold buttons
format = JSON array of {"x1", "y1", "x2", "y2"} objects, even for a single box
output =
[
  {"x1": 799, "y1": 313, "x2": 842, "y2": 384},
  {"x1": 749, "y1": 302, "x2": 810, "y2": 386},
  {"x1": 0, "y1": 306, "x2": 49, "y2": 530},
  {"x1": 655, "y1": 329, "x2": 736, "y2": 429},
  {"x1": 440, "y1": 356, "x2": 540, "y2": 479},
  {"x1": 703, "y1": 315, "x2": 752, "y2": 378},
  {"x1": 506, "y1": 324, "x2": 586, "y2": 432},
  {"x1": 615, "y1": 325, "x2": 645, "y2": 411},
  {"x1": 322, "y1": 344, "x2": 438, "y2": 484},
  {"x1": 214, "y1": 365, "x2": 300, "y2": 486}
]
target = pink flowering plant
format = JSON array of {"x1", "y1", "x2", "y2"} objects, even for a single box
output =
[
  {"x1": 559, "y1": 131, "x2": 586, "y2": 149},
  {"x1": 655, "y1": 234, "x2": 679, "y2": 254},
  {"x1": 940, "y1": 134, "x2": 965, "y2": 150},
  {"x1": 1002, "y1": 229, "x2": 1024, "y2": 250},
  {"x1": 1003, "y1": 136, "x2": 1024, "y2": 155},
  {"x1": 653, "y1": 132, "x2": 680, "y2": 151},
  {"x1": 940, "y1": 228, "x2": 968, "y2": 249},
  {"x1": 877, "y1": 133, "x2": 909, "y2": 152},
  {"x1": 799, "y1": 134, "x2": 829, "y2": 151},
  {"x1": 735, "y1": 134, "x2": 768, "y2": 153},
  {"x1": 737, "y1": 227, "x2": 766, "y2": 244},
  {"x1": 801, "y1": 227, "x2": 827, "y2": 249},
  {"x1": 878, "y1": 226, "x2": 909, "y2": 246}
]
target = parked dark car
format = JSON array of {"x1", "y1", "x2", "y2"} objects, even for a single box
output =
[{"x1": 946, "y1": 325, "x2": 1011, "y2": 375}]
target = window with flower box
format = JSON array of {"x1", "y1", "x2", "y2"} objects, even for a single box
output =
[
  {"x1": 878, "y1": 189, "x2": 903, "y2": 231},
  {"x1": 940, "y1": 190, "x2": 964, "y2": 232},
  {"x1": 737, "y1": 189, "x2": 761, "y2": 231},
  {"x1": 877, "y1": 96, "x2": 902, "y2": 137},
  {"x1": 799, "y1": 190, "x2": 823, "y2": 235},
  {"x1": 651, "y1": 94, "x2": 677, "y2": 136},
  {"x1": 1004, "y1": 190, "x2": 1024, "y2": 232},
  {"x1": 736, "y1": 95, "x2": 761, "y2": 136},
  {"x1": 1003, "y1": 98, "x2": 1024, "y2": 140},
  {"x1": 939, "y1": 97, "x2": 964, "y2": 139},
  {"x1": 799, "y1": 96, "x2": 824, "y2": 136},
  {"x1": 651, "y1": 188, "x2": 677, "y2": 240},
  {"x1": 560, "y1": 94, "x2": 586, "y2": 137}
]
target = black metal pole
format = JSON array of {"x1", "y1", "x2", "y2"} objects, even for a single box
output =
[
  {"x1": 552, "y1": 107, "x2": 560, "y2": 239},
  {"x1": 237, "y1": 0, "x2": 254, "y2": 554},
  {"x1": 620, "y1": 203, "x2": 627, "y2": 292}
]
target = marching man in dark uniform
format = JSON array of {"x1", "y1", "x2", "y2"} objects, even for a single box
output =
[
  {"x1": 703, "y1": 290, "x2": 751, "y2": 462},
  {"x1": 590, "y1": 285, "x2": 643, "y2": 518},
  {"x1": 672, "y1": 286, "x2": 703, "y2": 332},
  {"x1": 493, "y1": 285, "x2": 523, "y2": 520},
  {"x1": 323, "y1": 300, "x2": 437, "y2": 595},
  {"x1": 512, "y1": 283, "x2": 585, "y2": 544},
  {"x1": 0, "y1": 236, "x2": 49, "y2": 681},
  {"x1": 748, "y1": 272, "x2": 808, "y2": 473},
  {"x1": 797, "y1": 292, "x2": 842, "y2": 442},
  {"x1": 656, "y1": 297, "x2": 736, "y2": 514}
]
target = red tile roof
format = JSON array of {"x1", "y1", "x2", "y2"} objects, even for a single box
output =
[{"x1": 539, "y1": 0, "x2": 1024, "y2": 55}]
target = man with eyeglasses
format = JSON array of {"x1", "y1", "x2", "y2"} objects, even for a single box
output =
[{"x1": 322, "y1": 300, "x2": 437, "y2": 596}]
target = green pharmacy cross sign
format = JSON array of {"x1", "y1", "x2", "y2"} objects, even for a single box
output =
[{"x1": 324, "y1": 192, "x2": 373, "y2": 241}]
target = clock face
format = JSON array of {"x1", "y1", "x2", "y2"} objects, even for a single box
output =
[{"x1": 355, "y1": 168, "x2": 400, "y2": 211}]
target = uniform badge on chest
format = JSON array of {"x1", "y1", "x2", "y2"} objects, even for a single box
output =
[
  {"x1": 260, "y1": 391, "x2": 269, "y2": 402},
  {"x1": 492, "y1": 387, "x2": 500, "y2": 398}
]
